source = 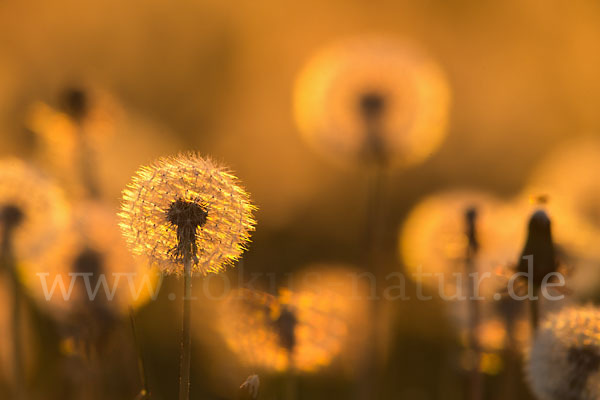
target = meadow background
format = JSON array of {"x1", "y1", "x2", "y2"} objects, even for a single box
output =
[{"x1": 1, "y1": 1, "x2": 600, "y2": 399}]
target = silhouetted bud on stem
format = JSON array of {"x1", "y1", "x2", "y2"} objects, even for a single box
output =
[{"x1": 517, "y1": 210, "x2": 557, "y2": 288}]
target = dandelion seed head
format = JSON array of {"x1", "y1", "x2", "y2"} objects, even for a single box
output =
[
  {"x1": 218, "y1": 265, "x2": 368, "y2": 373},
  {"x1": 0, "y1": 158, "x2": 69, "y2": 260},
  {"x1": 294, "y1": 36, "x2": 450, "y2": 168},
  {"x1": 527, "y1": 306, "x2": 600, "y2": 400},
  {"x1": 21, "y1": 202, "x2": 157, "y2": 320},
  {"x1": 26, "y1": 88, "x2": 118, "y2": 198},
  {"x1": 399, "y1": 190, "x2": 521, "y2": 295},
  {"x1": 119, "y1": 154, "x2": 256, "y2": 275}
]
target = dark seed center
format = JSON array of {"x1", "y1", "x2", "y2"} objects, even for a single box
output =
[
  {"x1": 61, "y1": 87, "x2": 88, "y2": 122},
  {"x1": 359, "y1": 92, "x2": 386, "y2": 121},
  {"x1": 275, "y1": 307, "x2": 298, "y2": 353},
  {"x1": 73, "y1": 247, "x2": 104, "y2": 277},
  {"x1": 1, "y1": 204, "x2": 25, "y2": 231},
  {"x1": 166, "y1": 198, "x2": 209, "y2": 261},
  {"x1": 465, "y1": 207, "x2": 479, "y2": 253}
]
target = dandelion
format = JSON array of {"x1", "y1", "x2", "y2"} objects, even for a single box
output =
[
  {"x1": 119, "y1": 154, "x2": 256, "y2": 400},
  {"x1": 399, "y1": 190, "x2": 521, "y2": 296},
  {"x1": 26, "y1": 86, "x2": 117, "y2": 198},
  {"x1": 218, "y1": 266, "x2": 368, "y2": 374},
  {"x1": 119, "y1": 154, "x2": 256, "y2": 275},
  {"x1": 294, "y1": 36, "x2": 450, "y2": 168},
  {"x1": 527, "y1": 306, "x2": 600, "y2": 400},
  {"x1": 21, "y1": 202, "x2": 158, "y2": 323},
  {"x1": 0, "y1": 158, "x2": 68, "y2": 399},
  {"x1": 0, "y1": 158, "x2": 69, "y2": 261}
]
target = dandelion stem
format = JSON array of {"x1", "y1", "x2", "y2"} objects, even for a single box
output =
[
  {"x1": 179, "y1": 251, "x2": 193, "y2": 400},
  {"x1": 529, "y1": 289, "x2": 539, "y2": 333},
  {"x1": 357, "y1": 164, "x2": 387, "y2": 400},
  {"x1": 76, "y1": 124, "x2": 101, "y2": 199},
  {"x1": 283, "y1": 371, "x2": 297, "y2": 400},
  {"x1": 1, "y1": 209, "x2": 25, "y2": 400},
  {"x1": 129, "y1": 306, "x2": 150, "y2": 399},
  {"x1": 465, "y1": 208, "x2": 483, "y2": 400}
]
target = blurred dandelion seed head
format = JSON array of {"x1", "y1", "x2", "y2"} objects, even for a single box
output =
[
  {"x1": 119, "y1": 154, "x2": 256, "y2": 275},
  {"x1": 0, "y1": 158, "x2": 69, "y2": 260},
  {"x1": 399, "y1": 190, "x2": 522, "y2": 295},
  {"x1": 26, "y1": 87, "x2": 119, "y2": 198},
  {"x1": 21, "y1": 202, "x2": 156, "y2": 319},
  {"x1": 528, "y1": 306, "x2": 600, "y2": 400},
  {"x1": 217, "y1": 266, "x2": 368, "y2": 374},
  {"x1": 294, "y1": 36, "x2": 450, "y2": 168}
]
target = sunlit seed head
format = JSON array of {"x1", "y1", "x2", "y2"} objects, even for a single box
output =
[
  {"x1": 294, "y1": 36, "x2": 450, "y2": 169},
  {"x1": 527, "y1": 306, "x2": 600, "y2": 400},
  {"x1": 0, "y1": 158, "x2": 69, "y2": 260},
  {"x1": 119, "y1": 154, "x2": 256, "y2": 276}
]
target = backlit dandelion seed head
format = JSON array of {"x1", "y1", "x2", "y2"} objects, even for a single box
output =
[
  {"x1": 294, "y1": 36, "x2": 450, "y2": 168},
  {"x1": 399, "y1": 190, "x2": 526, "y2": 295},
  {"x1": 119, "y1": 154, "x2": 256, "y2": 275},
  {"x1": 0, "y1": 158, "x2": 69, "y2": 260},
  {"x1": 527, "y1": 306, "x2": 600, "y2": 400},
  {"x1": 26, "y1": 88, "x2": 118, "y2": 198},
  {"x1": 21, "y1": 203, "x2": 157, "y2": 320},
  {"x1": 218, "y1": 266, "x2": 367, "y2": 373}
]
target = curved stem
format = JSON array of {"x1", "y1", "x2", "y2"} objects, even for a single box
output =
[{"x1": 178, "y1": 253, "x2": 193, "y2": 400}]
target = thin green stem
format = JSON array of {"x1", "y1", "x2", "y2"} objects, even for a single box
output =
[{"x1": 178, "y1": 252, "x2": 193, "y2": 400}]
